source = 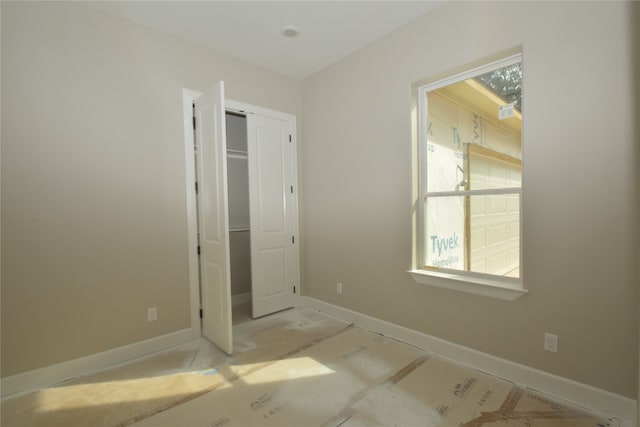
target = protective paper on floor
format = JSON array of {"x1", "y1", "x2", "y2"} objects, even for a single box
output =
[
  {"x1": 133, "y1": 327, "x2": 426, "y2": 427},
  {"x1": 333, "y1": 356, "x2": 612, "y2": 427},
  {"x1": 331, "y1": 355, "x2": 513, "y2": 426}
]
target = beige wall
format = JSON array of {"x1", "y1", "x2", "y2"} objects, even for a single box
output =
[
  {"x1": 0, "y1": 1, "x2": 301, "y2": 377},
  {"x1": 632, "y1": 0, "x2": 640, "y2": 417},
  {"x1": 301, "y1": 1, "x2": 637, "y2": 398}
]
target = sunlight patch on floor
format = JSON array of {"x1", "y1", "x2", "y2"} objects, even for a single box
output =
[
  {"x1": 238, "y1": 356, "x2": 336, "y2": 386},
  {"x1": 36, "y1": 372, "x2": 208, "y2": 411}
]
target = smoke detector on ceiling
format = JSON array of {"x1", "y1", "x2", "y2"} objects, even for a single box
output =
[{"x1": 281, "y1": 25, "x2": 300, "y2": 38}]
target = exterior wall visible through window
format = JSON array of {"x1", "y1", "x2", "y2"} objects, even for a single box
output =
[{"x1": 412, "y1": 53, "x2": 524, "y2": 299}]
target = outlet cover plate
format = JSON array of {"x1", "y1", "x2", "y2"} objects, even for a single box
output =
[{"x1": 544, "y1": 333, "x2": 558, "y2": 352}]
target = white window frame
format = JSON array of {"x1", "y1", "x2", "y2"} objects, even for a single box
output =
[{"x1": 409, "y1": 53, "x2": 527, "y2": 301}]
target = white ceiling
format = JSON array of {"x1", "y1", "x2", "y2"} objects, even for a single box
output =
[{"x1": 90, "y1": 1, "x2": 443, "y2": 80}]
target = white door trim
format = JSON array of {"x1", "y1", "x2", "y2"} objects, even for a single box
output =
[
  {"x1": 183, "y1": 88, "x2": 204, "y2": 337},
  {"x1": 182, "y1": 89, "x2": 202, "y2": 336}
]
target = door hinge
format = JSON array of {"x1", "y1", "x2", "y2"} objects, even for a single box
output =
[
  {"x1": 197, "y1": 245, "x2": 201, "y2": 255},
  {"x1": 289, "y1": 134, "x2": 292, "y2": 143},
  {"x1": 292, "y1": 236, "x2": 295, "y2": 244},
  {"x1": 199, "y1": 308, "x2": 203, "y2": 319},
  {"x1": 195, "y1": 182, "x2": 198, "y2": 194},
  {"x1": 193, "y1": 115, "x2": 196, "y2": 130},
  {"x1": 293, "y1": 286, "x2": 296, "y2": 294},
  {"x1": 290, "y1": 185, "x2": 294, "y2": 194}
]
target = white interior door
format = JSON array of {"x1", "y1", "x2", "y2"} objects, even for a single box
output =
[
  {"x1": 248, "y1": 114, "x2": 295, "y2": 318},
  {"x1": 194, "y1": 81, "x2": 233, "y2": 354}
]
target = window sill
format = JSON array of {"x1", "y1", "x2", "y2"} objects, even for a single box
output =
[{"x1": 408, "y1": 269, "x2": 527, "y2": 301}]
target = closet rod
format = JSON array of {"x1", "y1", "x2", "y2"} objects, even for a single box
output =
[
  {"x1": 226, "y1": 110, "x2": 246, "y2": 118},
  {"x1": 229, "y1": 228, "x2": 250, "y2": 233}
]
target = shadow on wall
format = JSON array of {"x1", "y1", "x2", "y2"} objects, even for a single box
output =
[{"x1": 632, "y1": 1, "x2": 640, "y2": 418}]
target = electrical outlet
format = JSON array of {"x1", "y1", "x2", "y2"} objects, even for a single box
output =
[
  {"x1": 337, "y1": 282, "x2": 343, "y2": 294},
  {"x1": 544, "y1": 333, "x2": 558, "y2": 352},
  {"x1": 147, "y1": 307, "x2": 158, "y2": 322}
]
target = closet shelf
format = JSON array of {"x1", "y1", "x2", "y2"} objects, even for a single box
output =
[{"x1": 227, "y1": 149, "x2": 248, "y2": 159}]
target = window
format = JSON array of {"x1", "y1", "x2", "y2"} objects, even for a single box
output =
[{"x1": 410, "y1": 53, "x2": 526, "y2": 300}]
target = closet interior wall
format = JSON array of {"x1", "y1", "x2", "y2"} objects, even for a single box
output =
[{"x1": 225, "y1": 112, "x2": 252, "y2": 297}]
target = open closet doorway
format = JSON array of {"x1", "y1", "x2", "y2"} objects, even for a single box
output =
[
  {"x1": 226, "y1": 112, "x2": 252, "y2": 307},
  {"x1": 183, "y1": 82, "x2": 300, "y2": 355}
]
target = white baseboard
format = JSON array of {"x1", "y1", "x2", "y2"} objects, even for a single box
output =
[
  {"x1": 232, "y1": 292, "x2": 252, "y2": 307},
  {"x1": 302, "y1": 296, "x2": 636, "y2": 426},
  {"x1": 1, "y1": 327, "x2": 198, "y2": 399}
]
